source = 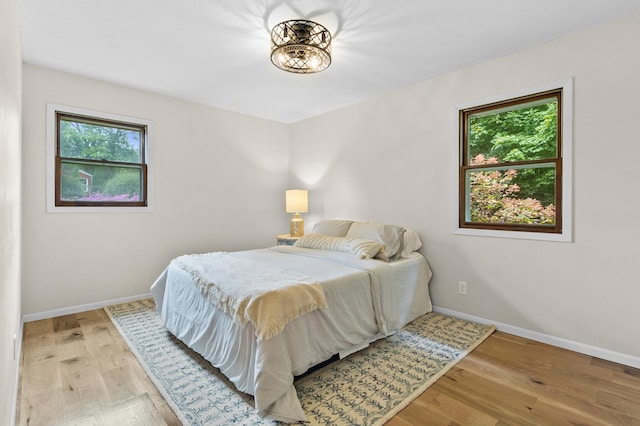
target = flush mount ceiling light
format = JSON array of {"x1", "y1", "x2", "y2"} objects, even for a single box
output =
[{"x1": 271, "y1": 20, "x2": 332, "y2": 74}]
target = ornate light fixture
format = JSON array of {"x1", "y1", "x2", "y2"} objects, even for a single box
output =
[{"x1": 271, "y1": 20, "x2": 332, "y2": 74}]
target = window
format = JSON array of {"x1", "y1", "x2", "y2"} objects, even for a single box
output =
[
  {"x1": 79, "y1": 176, "x2": 89, "y2": 193},
  {"x1": 47, "y1": 104, "x2": 153, "y2": 212},
  {"x1": 455, "y1": 79, "x2": 572, "y2": 242}
]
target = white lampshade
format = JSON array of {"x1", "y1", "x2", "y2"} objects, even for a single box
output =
[{"x1": 285, "y1": 189, "x2": 308, "y2": 213}]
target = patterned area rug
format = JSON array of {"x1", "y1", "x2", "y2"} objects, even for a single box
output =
[{"x1": 105, "y1": 299, "x2": 494, "y2": 425}]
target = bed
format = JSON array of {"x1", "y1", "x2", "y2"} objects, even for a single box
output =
[{"x1": 150, "y1": 220, "x2": 432, "y2": 423}]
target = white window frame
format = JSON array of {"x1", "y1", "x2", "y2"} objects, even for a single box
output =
[
  {"x1": 46, "y1": 103, "x2": 154, "y2": 213},
  {"x1": 453, "y1": 78, "x2": 573, "y2": 242}
]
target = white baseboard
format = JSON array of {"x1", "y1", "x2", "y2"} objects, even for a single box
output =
[
  {"x1": 433, "y1": 305, "x2": 640, "y2": 369},
  {"x1": 20, "y1": 298, "x2": 639, "y2": 368},
  {"x1": 22, "y1": 293, "x2": 152, "y2": 323}
]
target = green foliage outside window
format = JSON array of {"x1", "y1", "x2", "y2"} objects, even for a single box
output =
[
  {"x1": 462, "y1": 93, "x2": 560, "y2": 228},
  {"x1": 58, "y1": 116, "x2": 145, "y2": 203},
  {"x1": 60, "y1": 119, "x2": 141, "y2": 162},
  {"x1": 468, "y1": 155, "x2": 556, "y2": 225}
]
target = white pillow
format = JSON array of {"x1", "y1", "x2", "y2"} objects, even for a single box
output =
[
  {"x1": 294, "y1": 233, "x2": 385, "y2": 259},
  {"x1": 399, "y1": 228, "x2": 422, "y2": 258},
  {"x1": 346, "y1": 238, "x2": 386, "y2": 260},
  {"x1": 311, "y1": 219, "x2": 354, "y2": 237},
  {"x1": 346, "y1": 221, "x2": 405, "y2": 261}
]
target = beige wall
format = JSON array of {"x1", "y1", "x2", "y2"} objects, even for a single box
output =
[
  {"x1": 0, "y1": 0, "x2": 22, "y2": 423},
  {"x1": 18, "y1": 12, "x2": 640, "y2": 367},
  {"x1": 290, "y1": 14, "x2": 640, "y2": 359},
  {"x1": 22, "y1": 65, "x2": 290, "y2": 315}
]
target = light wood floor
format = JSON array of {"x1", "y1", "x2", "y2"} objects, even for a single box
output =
[{"x1": 16, "y1": 308, "x2": 640, "y2": 425}]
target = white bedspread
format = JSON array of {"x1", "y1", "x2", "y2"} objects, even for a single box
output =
[
  {"x1": 151, "y1": 246, "x2": 432, "y2": 423},
  {"x1": 173, "y1": 251, "x2": 327, "y2": 340}
]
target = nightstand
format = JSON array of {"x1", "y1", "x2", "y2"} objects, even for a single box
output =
[{"x1": 276, "y1": 234, "x2": 300, "y2": 246}]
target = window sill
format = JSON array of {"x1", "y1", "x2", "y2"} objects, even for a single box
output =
[
  {"x1": 46, "y1": 204, "x2": 154, "y2": 214},
  {"x1": 454, "y1": 227, "x2": 572, "y2": 242}
]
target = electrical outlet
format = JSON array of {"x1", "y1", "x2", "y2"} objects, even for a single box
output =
[{"x1": 458, "y1": 281, "x2": 468, "y2": 295}]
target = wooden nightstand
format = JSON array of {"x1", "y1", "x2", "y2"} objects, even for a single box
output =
[{"x1": 276, "y1": 234, "x2": 300, "y2": 246}]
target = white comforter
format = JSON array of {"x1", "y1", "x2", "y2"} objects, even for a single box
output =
[
  {"x1": 151, "y1": 246, "x2": 432, "y2": 423},
  {"x1": 173, "y1": 251, "x2": 328, "y2": 340}
]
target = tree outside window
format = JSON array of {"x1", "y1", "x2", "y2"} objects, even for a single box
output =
[
  {"x1": 55, "y1": 112, "x2": 148, "y2": 207},
  {"x1": 459, "y1": 89, "x2": 563, "y2": 234}
]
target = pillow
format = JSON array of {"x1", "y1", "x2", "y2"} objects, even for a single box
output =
[
  {"x1": 294, "y1": 233, "x2": 385, "y2": 259},
  {"x1": 311, "y1": 219, "x2": 354, "y2": 237},
  {"x1": 346, "y1": 238, "x2": 386, "y2": 260},
  {"x1": 345, "y1": 221, "x2": 405, "y2": 261},
  {"x1": 399, "y1": 228, "x2": 422, "y2": 258}
]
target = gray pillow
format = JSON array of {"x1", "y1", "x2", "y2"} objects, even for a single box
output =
[{"x1": 311, "y1": 219, "x2": 354, "y2": 237}]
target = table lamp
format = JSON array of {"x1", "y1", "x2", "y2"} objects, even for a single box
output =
[{"x1": 285, "y1": 189, "x2": 308, "y2": 237}]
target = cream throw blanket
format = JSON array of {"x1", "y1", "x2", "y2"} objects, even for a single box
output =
[{"x1": 173, "y1": 251, "x2": 327, "y2": 340}]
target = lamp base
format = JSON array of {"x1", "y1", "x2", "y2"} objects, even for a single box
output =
[{"x1": 290, "y1": 213, "x2": 304, "y2": 237}]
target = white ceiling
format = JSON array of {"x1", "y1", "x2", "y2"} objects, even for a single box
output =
[{"x1": 18, "y1": 0, "x2": 640, "y2": 123}]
